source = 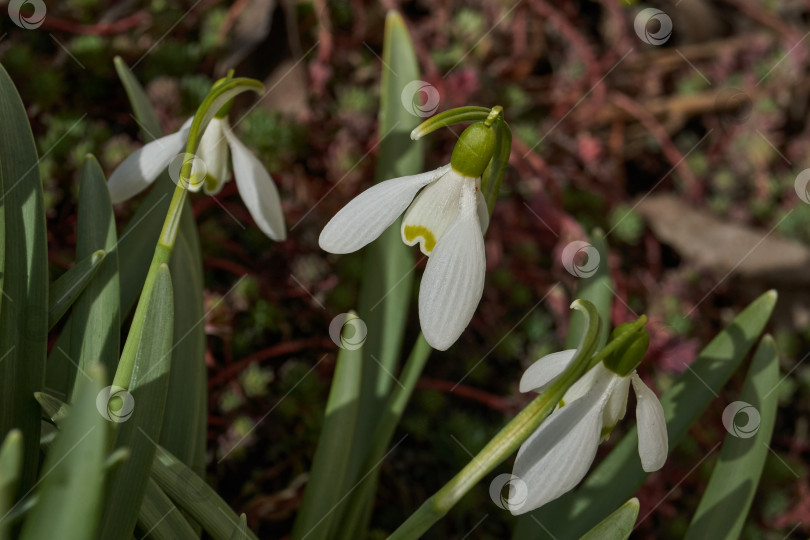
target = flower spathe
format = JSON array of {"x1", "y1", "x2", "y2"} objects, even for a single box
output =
[
  {"x1": 509, "y1": 350, "x2": 668, "y2": 515},
  {"x1": 107, "y1": 116, "x2": 286, "y2": 241},
  {"x1": 318, "y1": 163, "x2": 490, "y2": 351}
]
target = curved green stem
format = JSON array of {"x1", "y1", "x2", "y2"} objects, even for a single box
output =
[
  {"x1": 410, "y1": 106, "x2": 491, "y2": 140},
  {"x1": 112, "y1": 77, "x2": 264, "y2": 390}
]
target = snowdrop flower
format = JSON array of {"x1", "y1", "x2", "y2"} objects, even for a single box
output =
[
  {"x1": 107, "y1": 116, "x2": 286, "y2": 241},
  {"x1": 509, "y1": 345, "x2": 668, "y2": 514},
  {"x1": 319, "y1": 122, "x2": 497, "y2": 350}
]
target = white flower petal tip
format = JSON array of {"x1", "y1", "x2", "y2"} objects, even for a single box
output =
[
  {"x1": 418, "y1": 181, "x2": 486, "y2": 351},
  {"x1": 511, "y1": 373, "x2": 615, "y2": 514},
  {"x1": 223, "y1": 122, "x2": 287, "y2": 241},
  {"x1": 196, "y1": 117, "x2": 230, "y2": 195},
  {"x1": 319, "y1": 165, "x2": 451, "y2": 255},
  {"x1": 107, "y1": 125, "x2": 190, "y2": 204},
  {"x1": 632, "y1": 374, "x2": 668, "y2": 472},
  {"x1": 519, "y1": 350, "x2": 577, "y2": 393}
]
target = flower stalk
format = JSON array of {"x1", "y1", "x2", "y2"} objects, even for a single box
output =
[{"x1": 111, "y1": 76, "x2": 264, "y2": 391}]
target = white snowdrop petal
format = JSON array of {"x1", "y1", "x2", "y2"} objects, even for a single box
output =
[
  {"x1": 401, "y1": 169, "x2": 467, "y2": 255},
  {"x1": 563, "y1": 362, "x2": 614, "y2": 405},
  {"x1": 632, "y1": 373, "x2": 669, "y2": 472},
  {"x1": 319, "y1": 165, "x2": 451, "y2": 254},
  {"x1": 476, "y1": 187, "x2": 490, "y2": 234},
  {"x1": 511, "y1": 373, "x2": 617, "y2": 514},
  {"x1": 107, "y1": 121, "x2": 191, "y2": 204},
  {"x1": 519, "y1": 349, "x2": 577, "y2": 393},
  {"x1": 224, "y1": 122, "x2": 287, "y2": 241},
  {"x1": 418, "y1": 181, "x2": 485, "y2": 350},
  {"x1": 602, "y1": 375, "x2": 631, "y2": 432},
  {"x1": 196, "y1": 117, "x2": 230, "y2": 195}
]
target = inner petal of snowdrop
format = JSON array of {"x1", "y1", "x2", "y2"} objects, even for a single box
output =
[{"x1": 401, "y1": 169, "x2": 469, "y2": 255}]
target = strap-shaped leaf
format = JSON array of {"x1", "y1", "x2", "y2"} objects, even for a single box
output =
[
  {"x1": 160, "y1": 206, "x2": 207, "y2": 478},
  {"x1": 138, "y1": 478, "x2": 198, "y2": 540},
  {"x1": 0, "y1": 62, "x2": 48, "y2": 492},
  {"x1": 345, "y1": 11, "x2": 425, "y2": 533},
  {"x1": 0, "y1": 429, "x2": 23, "y2": 540},
  {"x1": 19, "y1": 364, "x2": 107, "y2": 540},
  {"x1": 229, "y1": 515, "x2": 249, "y2": 540},
  {"x1": 113, "y1": 56, "x2": 162, "y2": 142},
  {"x1": 98, "y1": 264, "x2": 174, "y2": 540},
  {"x1": 151, "y1": 447, "x2": 259, "y2": 540},
  {"x1": 68, "y1": 155, "x2": 121, "y2": 397},
  {"x1": 684, "y1": 335, "x2": 780, "y2": 540},
  {"x1": 513, "y1": 289, "x2": 778, "y2": 538},
  {"x1": 292, "y1": 319, "x2": 363, "y2": 539},
  {"x1": 48, "y1": 250, "x2": 106, "y2": 330},
  {"x1": 580, "y1": 498, "x2": 639, "y2": 540}
]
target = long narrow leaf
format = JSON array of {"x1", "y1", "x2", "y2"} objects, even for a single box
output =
[
  {"x1": 48, "y1": 250, "x2": 106, "y2": 330},
  {"x1": 138, "y1": 479, "x2": 199, "y2": 540},
  {"x1": 98, "y1": 264, "x2": 174, "y2": 540},
  {"x1": 160, "y1": 206, "x2": 207, "y2": 474},
  {"x1": 684, "y1": 335, "x2": 780, "y2": 540},
  {"x1": 113, "y1": 56, "x2": 162, "y2": 142},
  {"x1": 291, "y1": 321, "x2": 363, "y2": 539},
  {"x1": 0, "y1": 62, "x2": 49, "y2": 492},
  {"x1": 580, "y1": 498, "x2": 639, "y2": 540},
  {"x1": 151, "y1": 447, "x2": 259, "y2": 540},
  {"x1": 68, "y1": 155, "x2": 120, "y2": 396},
  {"x1": 513, "y1": 289, "x2": 778, "y2": 538},
  {"x1": 19, "y1": 364, "x2": 107, "y2": 540},
  {"x1": 0, "y1": 430, "x2": 23, "y2": 540},
  {"x1": 349, "y1": 12, "x2": 425, "y2": 532}
]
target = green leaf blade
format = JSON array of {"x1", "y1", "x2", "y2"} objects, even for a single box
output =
[
  {"x1": 19, "y1": 364, "x2": 108, "y2": 540},
  {"x1": 0, "y1": 62, "x2": 49, "y2": 492},
  {"x1": 98, "y1": 264, "x2": 174, "y2": 540},
  {"x1": 684, "y1": 334, "x2": 780, "y2": 540},
  {"x1": 48, "y1": 249, "x2": 106, "y2": 330},
  {"x1": 579, "y1": 498, "x2": 639, "y2": 540}
]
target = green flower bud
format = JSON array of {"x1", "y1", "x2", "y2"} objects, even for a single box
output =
[
  {"x1": 450, "y1": 121, "x2": 496, "y2": 177},
  {"x1": 603, "y1": 321, "x2": 650, "y2": 376}
]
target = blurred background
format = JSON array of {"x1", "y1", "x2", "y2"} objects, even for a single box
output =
[{"x1": 1, "y1": 0, "x2": 809, "y2": 537}]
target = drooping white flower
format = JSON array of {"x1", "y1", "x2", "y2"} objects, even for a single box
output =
[
  {"x1": 319, "y1": 164, "x2": 490, "y2": 351},
  {"x1": 510, "y1": 350, "x2": 668, "y2": 514},
  {"x1": 107, "y1": 117, "x2": 286, "y2": 241},
  {"x1": 318, "y1": 121, "x2": 497, "y2": 351}
]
